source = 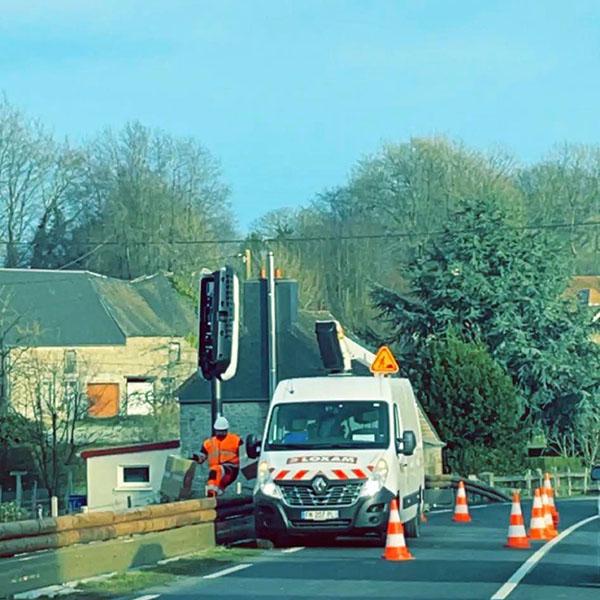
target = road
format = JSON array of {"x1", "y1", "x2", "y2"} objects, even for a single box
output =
[{"x1": 124, "y1": 497, "x2": 599, "y2": 600}]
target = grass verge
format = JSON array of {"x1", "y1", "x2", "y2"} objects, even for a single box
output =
[{"x1": 31, "y1": 547, "x2": 261, "y2": 600}]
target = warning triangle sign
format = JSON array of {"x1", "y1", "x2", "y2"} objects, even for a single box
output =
[{"x1": 370, "y1": 346, "x2": 399, "y2": 374}]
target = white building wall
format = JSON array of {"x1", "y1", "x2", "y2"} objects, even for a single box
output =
[{"x1": 85, "y1": 447, "x2": 177, "y2": 511}]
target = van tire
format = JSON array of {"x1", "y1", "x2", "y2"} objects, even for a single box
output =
[
  {"x1": 404, "y1": 509, "x2": 421, "y2": 538},
  {"x1": 271, "y1": 532, "x2": 291, "y2": 548}
]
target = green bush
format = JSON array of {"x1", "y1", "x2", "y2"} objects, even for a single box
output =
[
  {"x1": 423, "y1": 330, "x2": 528, "y2": 476},
  {"x1": 0, "y1": 502, "x2": 28, "y2": 523}
]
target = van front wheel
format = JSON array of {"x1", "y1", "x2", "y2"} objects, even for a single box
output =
[{"x1": 403, "y1": 508, "x2": 421, "y2": 539}]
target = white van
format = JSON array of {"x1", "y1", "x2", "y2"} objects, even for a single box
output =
[{"x1": 247, "y1": 375, "x2": 425, "y2": 546}]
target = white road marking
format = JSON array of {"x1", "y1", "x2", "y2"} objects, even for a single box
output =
[
  {"x1": 281, "y1": 546, "x2": 305, "y2": 554},
  {"x1": 202, "y1": 563, "x2": 252, "y2": 580},
  {"x1": 15, "y1": 556, "x2": 36, "y2": 562},
  {"x1": 132, "y1": 595, "x2": 160, "y2": 600},
  {"x1": 157, "y1": 553, "x2": 195, "y2": 565},
  {"x1": 490, "y1": 513, "x2": 599, "y2": 600}
]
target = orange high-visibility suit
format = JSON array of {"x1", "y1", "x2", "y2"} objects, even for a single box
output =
[{"x1": 199, "y1": 433, "x2": 242, "y2": 496}]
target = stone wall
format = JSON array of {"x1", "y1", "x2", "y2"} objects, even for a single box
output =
[
  {"x1": 8, "y1": 336, "x2": 197, "y2": 418},
  {"x1": 180, "y1": 400, "x2": 269, "y2": 493},
  {"x1": 179, "y1": 400, "x2": 269, "y2": 458}
]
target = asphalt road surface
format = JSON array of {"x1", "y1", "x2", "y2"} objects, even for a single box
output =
[{"x1": 129, "y1": 497, "x2": 599, "y2": 600}]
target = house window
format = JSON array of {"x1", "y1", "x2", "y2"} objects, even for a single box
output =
[
  {"x1": 87, "y1": 383, "x2": 119, "y2": 418},
  {"x1": 168, "y1": 342, "x2": 181, "y2": 364},
  {"x1": 64, "y1": 380, "x2": 79, "y2": 402},
  {"x1": 126, "y1": 378, "x2": 154, "y2": 416},
  {"x1": 576, "y1": 289, "x2": 590, "y2": 306},
  {"x1": 118, "y1": 465, "x2": 151, "y2": 488},
  {"x1": 64, "y1": 350, "x2": 77, "y2": 374}
]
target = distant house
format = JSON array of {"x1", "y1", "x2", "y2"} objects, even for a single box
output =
[
  {"x1": 568, "y1": 275, "x2": 600, "y2": 307},
  {"x1": 567, "y1": 275, "x2": 600, "y2": 340},
  {"x1": 177, "y1": 278, "x2": 445, "y2": 476},
  {"x1": 81, "y1": 440, "x2": 180, "y2": 511},
  {"x1": 0, "y1": 269, "x2": 196, "y2": 420}
]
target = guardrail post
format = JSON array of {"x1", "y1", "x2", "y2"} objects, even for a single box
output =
[
  {"x1": 525, "y1": 469, "x2": 532, "y2": 497},
  {"x1": 552, "y1": 467, "x2": 560, "y2": 497},
  {"x1": 583, "y1": 472, "x2": 588, "y2": 495},
  {"x1": 51, "y1": 495, "x2": 58, "y2": 518},
  {"x1": 31, "y1": 480, "x2": 38, "y2": 516},
  {"x1": 567, "y1": 467, "x2": 572, "y2": 496}
]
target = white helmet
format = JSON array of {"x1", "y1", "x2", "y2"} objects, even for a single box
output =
[{"x1": 214, "y1": 416, "x2": 230, "y2": 431}]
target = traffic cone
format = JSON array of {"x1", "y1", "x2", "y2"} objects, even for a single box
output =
[
  {"x1": 541, "y1": 487, "x2": 557, "y2": 539},
  {"x1": 452, "y1": 480, "x2": 472, "y2": 523},
  {"x1": 529, "y1": 488, "x2": 547, "y2": 541},
  {"x1": 382, "y1": 498, "x2": 414, "y2": 561},
  {"x1": 543, "y1": 472, "x2": 559, "y2": 528},
  {"x1": 505, "y1": 491, "x2": 530, "y2": 549}
]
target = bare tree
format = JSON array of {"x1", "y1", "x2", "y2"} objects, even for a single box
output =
[
  {"x1": 0, "y1": 97, "x2": 54, "y2": 267},
  {"x1": 66, "y1": 122, "x2": 234, "y2": 278},
  {"x1": 15, "y1": 355, "x2": 93, "y2": 498}
]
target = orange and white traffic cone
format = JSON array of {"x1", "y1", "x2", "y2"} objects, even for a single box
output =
[
  {"x1": 452, "y1": 480, "x2": 472, "y2": 523},
  {"x1": 529, "y1": 488, "x2": 547, "y2": 541},
  {"x1": 541, "y1": 487, "x2": 557, "y2": 539},
  {"x1": 505, "y1": 491, "x2": 530, "y2": 549},
  {"x1": 543, "y1": 472, "x2": 559, "y2": 528},
  {"x1": 382, "y1": 498, "x2": 414, "y2": 561}
]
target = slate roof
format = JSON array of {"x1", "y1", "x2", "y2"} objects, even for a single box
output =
[
  {"x1": 177, "y1": 308, "x2": 331, "y2": 402},
  {"x1": 0, "y1": 269, "x2": 194, "y2": 347}
]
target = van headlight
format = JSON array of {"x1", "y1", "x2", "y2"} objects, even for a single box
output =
[
  {"x1": 257, "y1": 461, "x2": 283, "y2": 499},
  {"x1": 360, "y1": 458, "x2": 388, "y2": 497}
]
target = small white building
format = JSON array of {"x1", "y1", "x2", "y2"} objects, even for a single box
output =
[{"x1": 81, "y1": 440, "x2": 180, "y2": 511}]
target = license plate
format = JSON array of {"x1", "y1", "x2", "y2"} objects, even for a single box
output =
[{"x1": 301, "y1": 510, "x2": 339, "y2": 521}]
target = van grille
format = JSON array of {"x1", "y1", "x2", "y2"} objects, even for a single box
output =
[{"x1": 280, "y1": 482, "x2": 363, "y2": 507}]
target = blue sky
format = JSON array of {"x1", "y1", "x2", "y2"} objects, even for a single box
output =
[{"x1": 2, "y1": 1, "x2": 600, "y2": 230}]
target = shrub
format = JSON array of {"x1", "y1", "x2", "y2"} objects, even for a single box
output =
[
  {"x1": 0, "y1": 502, "x2": 28, "y2": 523},
  {"x1": 423, "y1": 330, "x2": 528, "y2": 476}
]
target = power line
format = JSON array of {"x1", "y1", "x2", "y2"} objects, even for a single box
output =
[{"x1": 0, "y1": 220, "x2": 598, "y2": 247}]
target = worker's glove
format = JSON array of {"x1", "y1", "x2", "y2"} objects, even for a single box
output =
[{"x1": 191, "y1": 454, "x2": 200, "y2": 463}]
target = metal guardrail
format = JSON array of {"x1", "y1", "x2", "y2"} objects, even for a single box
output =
[
  {"x1": 425, "y1": 474, "x2": 511, "y2": 505},
  {"x1": 215, "y1": 496, "x2": 255, "y2": 545},
  {"x1": 215, "y1": 478, "x2": 511, "y2": 543}
]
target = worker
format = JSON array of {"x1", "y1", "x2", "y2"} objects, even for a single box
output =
[{"x1": 192, "y1": 416, "x2": 243, "y2": 497}]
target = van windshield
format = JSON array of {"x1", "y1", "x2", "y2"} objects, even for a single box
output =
[{"x1": 265, "y1": 401, "x2": 389, "y2": 450}]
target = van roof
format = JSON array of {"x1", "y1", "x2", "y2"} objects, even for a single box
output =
[{"x1": 274, "y1": 376, "x2": 405, "y2": 402}]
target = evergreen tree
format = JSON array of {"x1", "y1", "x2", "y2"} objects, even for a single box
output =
[
  {"x1": 372, "y1": 196, "x2": 600, "y2": 436},
  {"x1": 423, "y1": 330, "x2": 527, "y2": 475}
]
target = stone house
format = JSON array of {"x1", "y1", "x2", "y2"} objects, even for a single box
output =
[
  {"x1": 567, "y1": 275, "x2": 600, "y2": 341},
  {"x1": 177, "y1": 278, "x2": 444, "y2": 476},
  {"x1": 0, "y1": 269, "x2": 196, "y2": 420}
]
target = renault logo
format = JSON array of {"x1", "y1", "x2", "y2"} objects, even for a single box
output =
[{"x1": 312, "y1": 476, "x2": 328, "y2": 495}]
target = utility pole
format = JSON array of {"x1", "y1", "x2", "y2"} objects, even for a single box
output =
[
  {"x1": 267, "y1": 251, "x2": 277, "y2": 399},
  {"x1": 244, "y1": 248, "x2": 252, "y2": 280}
]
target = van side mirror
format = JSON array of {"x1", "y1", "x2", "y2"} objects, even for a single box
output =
[
  {"x1": 396, "y1": 430, "x2": 416, "y2": 456},
  {"x1": 246, "y1": 434, "x2": 261, "y2": 459},
  {"x1": 591, "y1": 465, "x2": 600, "y2": 482}
]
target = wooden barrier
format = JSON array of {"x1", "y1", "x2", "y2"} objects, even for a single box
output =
[
  {"x1": 0, "y1": 498, "x2": 216, "y2": 557},
  {"x1": 1, "y1": 522, "x2": 215, "y2": 597},
  {"x1": 477, "y1": 468, "x2": 593, "y2": 498}
]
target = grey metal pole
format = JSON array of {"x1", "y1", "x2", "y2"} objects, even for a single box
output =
[
  {"x1": 211, "y1": 377, "x2": 222, "y2": 434},
  {"x1": 267, "y1": 251, "x2": 277, "y2": 399}
]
